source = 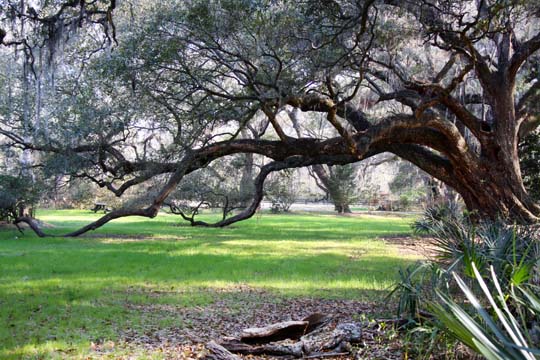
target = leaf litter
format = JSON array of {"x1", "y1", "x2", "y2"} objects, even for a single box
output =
[{"x1": 114, "y1": 285, "x2": 403, "y2": 359}]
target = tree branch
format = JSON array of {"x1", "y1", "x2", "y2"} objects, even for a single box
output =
[
  {"x1": 517, "y1": 80, "x2": 540, "y2": 138},
  {"x1": 509, "y1": 31, "x2": 540, "y2": 80}
]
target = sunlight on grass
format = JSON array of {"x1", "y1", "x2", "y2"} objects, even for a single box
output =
[{"x1": 0, "y1": 209, "x2": 419, "y2": 359}]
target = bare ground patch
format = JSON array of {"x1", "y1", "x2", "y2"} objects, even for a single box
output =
[
  {"x1": 0, "y1": 220, "x2": 55, "y2": 230},
  {"x1": 82, "y1": 233, "x2": 187, "y2": 243},
  {"x1": 381, "y1": 234, "x2": 438, "y2": 259},
  {"x1": 341, "y1": 211, "x2": 419, "y2": 218}
]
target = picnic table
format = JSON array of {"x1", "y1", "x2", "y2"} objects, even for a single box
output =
[{"x1": 91, "y1": 203, "x2": 111, "y2": 213}]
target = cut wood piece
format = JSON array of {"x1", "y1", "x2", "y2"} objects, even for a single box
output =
[
  {"x1": 304, "y1": 351, "x2": 350, "y2": 359},
  {"x1": 240, "y1": 320, "x2": 309, "y2": 344},
  {"x1": 302, "y1": 313, "x2": 332, "y2": 334},
  {"x1": 205, "y1": 341, "x2": 241, "y2": 360},
  {"x1": 221, "y1": 339, "x2": 304, "y2": 357},
  {"x1": 334, "y1": 323, "x2": 362, "y2": 343},
  {"x1": 219, "y1": 340, "x2": 261, "y2": 355},
  {"x1": 301, "y1": 322, "x2": 362, "y2": 354}
]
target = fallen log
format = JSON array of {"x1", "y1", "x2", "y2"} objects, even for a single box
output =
[
  {"x1": 301, "y1": 322, "x2": 361, "y2": 354},
  {"x1": 303, "y1": 312, "x2": 332, "y2": 334},
  {"x1": 221, "y1": 339, "x2": 304, "y2": 357},
  {"x1": 304, "y1": 351, "x2": 350, "y2": 359},
  {"x1": 240, "y1": 320, "x2": 309, "y2": 344},
  {"x1": 205, "y1": 341, "x2": 241, "y2": 360},
  {"x1": 239, "y1": 313, "x2": 332, "y2": 345},
  {"x1": 217, "y1": 314, "x2": 363, "y2": 358}
]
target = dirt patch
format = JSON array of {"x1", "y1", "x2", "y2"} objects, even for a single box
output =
[
  {"x1": 118, "y1": 286, "x2": 403, "y2": 359},
  {"x1": 343, "y1": 211, "x2": 419, "y2": 218},
  {"x1": 84, "y1": 233, "x2": 155, "y2": 240},
  {"x1": 381, "y1": 234, "x2": 438, "y2": 259},
  {"x1": 82, "y1": 233, "x2": 186, "y2": 242},
  {"x1": 0, "y1": 220, "x2": 55, "y2": 230}
]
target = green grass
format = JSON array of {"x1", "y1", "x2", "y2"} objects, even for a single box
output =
[{"x1": 0, "y1": 210, "x2": 418, "y2": 359}]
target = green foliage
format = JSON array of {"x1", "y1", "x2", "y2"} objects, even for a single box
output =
[
  {"x1": 430, "y1": 264, "x2": 540, "y2": 360},
  {"x1": 413, "y1": 205, "x2": 538, "y2": 286},
  {"x1": 401, "y1": 323, "x2": 469, "y2": 360},
  {"x1": 397, "y1": 190, "x2": 426, "y2": 211},
  {"x1": 390, "y1": 162, "x2": 424, "y2": 192},
  {"x1": 412, "y1": 202, "x2": 463, "y2": 234},
  {"x1": 520, "y1": 131, "x2": 540, "y2": 202},
  {"x1": 393, "y1": 211, "x2": 540, "y2": 359},
  {"x1": 387, "y1": 261, "x2": 445, "y2": 322},
  {"x1": 62, "y1": 179, "x2": 96, "y2": 209},
  {"x1": 0, "y1": 175, "x2": 40, "y2": 221},
  {"x1": 265, "y1": 170, "x2": 297, "y2": 213},
  {"x1": 399, "y1": 194, "x2": 411, "y2": 211},
  {"x1": 168, "y1": 157, "x2": 253, "y2": 218},
  {"x1": 326, "y1": 164, "x2": 359, "y2": 213},
  {"x1": 389, "y1": 161, "x2": 429, "y2": 210}
]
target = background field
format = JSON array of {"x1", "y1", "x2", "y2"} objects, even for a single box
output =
[{"x1": 0, "y1": 210, "x2": 418, "y2": 359}]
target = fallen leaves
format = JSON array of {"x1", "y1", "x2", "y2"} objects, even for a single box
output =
[{"x1": 116, "y1": 286, "x2": 404, "y2": 359}]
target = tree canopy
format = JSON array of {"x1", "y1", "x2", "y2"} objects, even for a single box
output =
[{"x1": 1, "y1": 0, "x2": 540, "y2": 235}]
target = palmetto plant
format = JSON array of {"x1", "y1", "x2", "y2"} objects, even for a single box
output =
[
  {"x1": 412, "y1": 202, "x2": 464, "y2": 235},
  {"x1": 388, "y1": 261, "x2": 447, "y2": 323},
  {"x1": 389, "y1": 262, "x2": 426, "y2": 322},
  {"x1": 431, "y1": 263, "x2": 540, "y2": 360},
  {"x1": 395, "y1": 209, "x2": 540, "y2": 358},
  {"x1": 413, "y1": 204, "x2": 538, "y2": 287}
]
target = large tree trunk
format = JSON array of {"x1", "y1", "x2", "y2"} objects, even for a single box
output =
[
  {"x1": 289, "y1": 110, "x2": 356, "y2": 214},
  {"x1": 334, "y1": 204, "x2": 352, "y2": 214},
  {"x1": 453, "y1": 164, "x2": 539, "y2": 222},
  {"x1": 471, "y1": 147, "x2": 539, "y2": 222},
  {"x1": 310, "y1": 165, "x2": 353, "y2": 214},
  {"x1": 395, "y1": 142, "x2": 539, "y2": 222},
  {"x1": 463, "y1": 78, "x2": 540, "y2": 221},
  {"x1": 384, "y1": 59, "x2": 540, "y2": 223},
  {"x1": 239, "y1": 152, "x2": 254, "y2": 207}
]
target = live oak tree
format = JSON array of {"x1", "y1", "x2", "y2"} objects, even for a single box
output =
[
  {"x1": 310, "y1": 164, "x2": 358, "y2": 213},
  {"x1": 289, "y1": 108, "x2": 367, "y2": 214},
  {"x1": 1, "y1": 0, "x2": 540, "y2": 236},
  {"x1": 308, "y1": 155, "x2": 396, "y2": 213},
  {"x1": 165, "y1": 154, "x2": 264, "y2": 226},
  {"x1": 0, "y1": 0, "x2": 117, "y2": 220}
]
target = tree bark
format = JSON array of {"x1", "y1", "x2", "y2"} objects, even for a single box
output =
[
  {"x1": 14, "y1": 216, "x2": 48, "y2": 237},
  {"x1": 389, "y1": 141, "x2": 539, "y2": 222},
  {"x1": 205, "y1": 341, "x2": 241, "y2": 360}
]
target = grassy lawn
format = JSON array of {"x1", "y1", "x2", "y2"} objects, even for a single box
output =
[{"x1": 0, "y1": 210, "x2": 418, "y2": 359}]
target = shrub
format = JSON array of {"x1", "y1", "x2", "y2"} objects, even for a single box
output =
[
  {"x1": 519, "y1": 131, "x2": 540, "y2": 202},
  {"x1": 0, "y1": 175, "x2": 40, "y2": 221},
  {"x1": 412, "y1": 202, "x2": 463, "y2": 235},
  {"x1": 390, "y1": 207, "x2": 540, "y2": 359},
  {"x1": 265, "y1": 170, "x2": 297, "y2": 213}
]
